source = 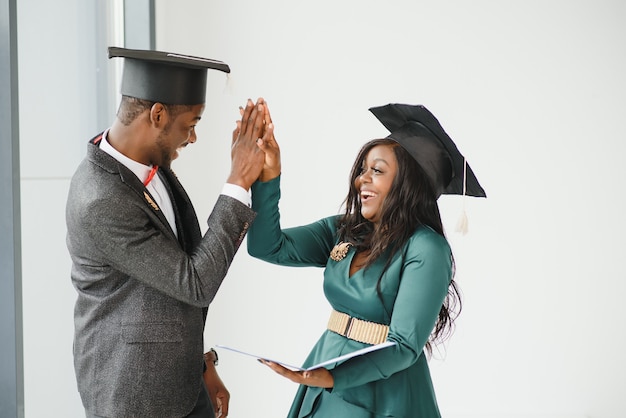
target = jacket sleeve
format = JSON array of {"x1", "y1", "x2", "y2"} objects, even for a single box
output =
[
  {"x1": 68, "y1": 188, "x2": 255, "y2": 307},
  {"x1": 330, "y1": 231, "x2": 452, "y2": 390},
  {"x1": 247, "y1": 176, "x2": 337, "y2": 268}
]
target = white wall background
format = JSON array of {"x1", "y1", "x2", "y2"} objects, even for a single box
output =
[{"x1": 17, "y1": 0, "x2": 626, "y2": 417}]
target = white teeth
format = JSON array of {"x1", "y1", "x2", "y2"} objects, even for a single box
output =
[{"x1": 361, "y1": 191, "x2": 376, "y2": 198}]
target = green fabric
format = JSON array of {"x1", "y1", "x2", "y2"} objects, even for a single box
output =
[{"x1": 248, "y1": 176, "x2": 452, "y2": 418}]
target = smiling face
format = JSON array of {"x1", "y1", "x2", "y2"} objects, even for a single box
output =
[
  {"x1": 153, "y1": 103, "x2": 205, "y2": 167},
  {"x1": 355, "y1": 144, "x2": 398, "y2": 224}
]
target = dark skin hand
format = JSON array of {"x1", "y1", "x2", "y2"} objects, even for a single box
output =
[
  {"x1": 203, "y1": 361, "x2": 230, "y2": 417},
  {"x1": 227, "y1": 98, "x2": 268, "y2": 190},
  {"x1": 257, "y1": 359, "x2": 335, "y2": 388},
  {"x1": 233, "y1": 98, "x2": 280, "y2": 182}
]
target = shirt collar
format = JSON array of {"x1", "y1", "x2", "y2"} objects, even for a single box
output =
[{"x1": 100, "y1": 129, "x2": 155, "y2": 185}]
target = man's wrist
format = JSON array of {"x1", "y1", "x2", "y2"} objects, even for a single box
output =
[
  {"x1": 204, "y1": 348, "x2": 219, "y2": 366},
  {"x1": 222, "y1": 183, "x2": 251, "y2": 207}
]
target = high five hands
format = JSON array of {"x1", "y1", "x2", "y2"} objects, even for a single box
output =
[{"x1": 233, "y1": 97, "x2": 281, "y2": 184}]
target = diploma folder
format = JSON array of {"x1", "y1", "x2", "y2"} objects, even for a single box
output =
[{"x1": 216, "y1": 341, "x2": 396, "y2": 371}]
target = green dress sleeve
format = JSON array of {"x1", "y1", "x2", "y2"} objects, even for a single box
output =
[{"x1": 248, "y1": 176, "x2": 337, "y2": 268}]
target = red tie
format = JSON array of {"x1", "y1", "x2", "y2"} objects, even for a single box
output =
[{"x1": 144, "y1": 166, "x2": 158, "y2": 186}]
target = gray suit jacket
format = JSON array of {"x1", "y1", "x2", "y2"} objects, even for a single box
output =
[{"x1": 66, "y1": 135, "x2": 256, "y2": 417}]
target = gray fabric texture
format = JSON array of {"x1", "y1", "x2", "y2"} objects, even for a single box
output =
[{"x1": 67, "y1": 140, "x2": 255, "y2": 417}]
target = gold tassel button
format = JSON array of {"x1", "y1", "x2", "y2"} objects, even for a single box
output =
[{"x1": 330, "y1": 242, "x2": 352, "y2": 262}]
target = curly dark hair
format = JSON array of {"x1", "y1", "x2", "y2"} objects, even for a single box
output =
[
  {"x1": 336, "y1": 137, "x2": 461, "y2": 354},
  {"x1": 117, "y1": 96, "x2": 194, "y2": 126}
]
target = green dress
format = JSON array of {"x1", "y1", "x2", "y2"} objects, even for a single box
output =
[{"x1": 248, "y1": 177, "x2": 452, "y2": 418}]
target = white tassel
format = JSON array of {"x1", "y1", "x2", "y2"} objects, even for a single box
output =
[
  {"x1": 455, "y1": 210, "x2": 468, "y2": 235},
  {"x1": 455, "y1": 157, "x2": 469, "y2": 235},
  {"x1": 224, "y1": 73, "x2": 235, "y2": 96}
]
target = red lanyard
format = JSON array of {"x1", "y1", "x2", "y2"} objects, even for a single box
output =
[
  {"x1": 93, "y1": 132, "x2": 157, "y2": 187},
  {"x1": 144, "y1": 166, "x2": 158, "y2": 186}
]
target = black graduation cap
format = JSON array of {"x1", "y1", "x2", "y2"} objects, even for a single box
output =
[
  {"x1": 108, "y1": 46, "x2": 231, "y2": 105},
  {"x1": 369, "y1": 103, "x2": 486, "y2": 199}
]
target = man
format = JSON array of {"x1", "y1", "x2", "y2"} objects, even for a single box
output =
[{"x1": 66, "y1": 47, "x2": 269, "y2": 417}]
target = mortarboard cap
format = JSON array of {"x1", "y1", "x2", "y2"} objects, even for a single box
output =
[
  {"x1": 369, "y1": 103, "x2": 486, "y2": 199},
  {"x1": 108, "y1": 46, "x2": 231, "y2": 105}
]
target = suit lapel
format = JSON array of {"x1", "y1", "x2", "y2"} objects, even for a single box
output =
[
  {"x1": 158, "y1": 168, "x2": 202, "y2": 252},
  {"x1": 158, "y1": 168, "x2": 208, "y2": 325},
  {"x1": 87, "y1": 139, "x2": 177, "y2": 242},
  {"x1": 117, "y1": 165, "x2": 178, "y2": 240}
]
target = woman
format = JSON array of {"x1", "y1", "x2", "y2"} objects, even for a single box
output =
[{"x1": 247, "y1": 103, "x2": 486, "y2": 417}]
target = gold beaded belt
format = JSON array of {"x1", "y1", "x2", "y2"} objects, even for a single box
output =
[{"x1": 327, "y1": 309, "x2": 389, "y2": 345}]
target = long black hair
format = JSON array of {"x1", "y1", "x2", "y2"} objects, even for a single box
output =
[{"x1": 336, "y1": 138, "x2": 461, "y2": 354}]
